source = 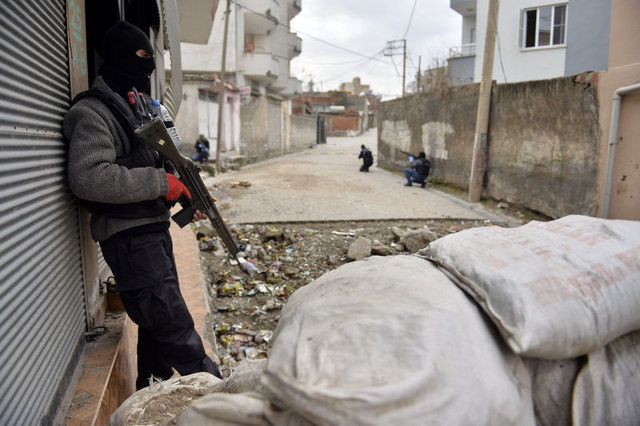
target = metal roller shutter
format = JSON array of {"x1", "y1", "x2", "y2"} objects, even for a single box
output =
[{"x1": 0, "y1": 1, "x2": 86, "y2": 424}]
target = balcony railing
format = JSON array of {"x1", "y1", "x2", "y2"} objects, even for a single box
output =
[
  {"x1": 288, "y1": 0, "x2": 301, "y2": 20},
  {"x1": 288, "y1": 33, "x2": 302, "y2": 58},
  {"x1": 244, "y1": 52, "x2": 278, "y2": 83},
  {"x1": 242, "y1": 0, "x2": 278, "y2": 35},
  {"x1": 449, "y1": 43, "x2": 476, "y2": 58}
]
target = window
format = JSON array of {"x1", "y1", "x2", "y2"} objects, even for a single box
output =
[{"x1": 521, "y1": 4, "x2": 567, "y2": 48}]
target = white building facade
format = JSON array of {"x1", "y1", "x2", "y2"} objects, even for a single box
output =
[
  {"x1": 173, "y1": 0, "x2": 303, "y2": 157},
  {"x1": 449, "y1": 0, "x2": 611, "y2": 85}
]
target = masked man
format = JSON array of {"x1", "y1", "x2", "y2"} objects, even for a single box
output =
[{"x1": 63, "y1": 21, "x2": 222, "y2": 389}]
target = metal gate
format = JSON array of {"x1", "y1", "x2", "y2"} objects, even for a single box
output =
[
  {"x1": 317, "y1": 114, "x2": 327, "y2": 144},
  {"x1": 0, "y1": 1, "x2": 86, "y2": 424}
]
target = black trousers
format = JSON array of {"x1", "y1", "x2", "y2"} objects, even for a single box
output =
[{"x1": 100, "y1": 225, "x2": 220, "y2": 389}]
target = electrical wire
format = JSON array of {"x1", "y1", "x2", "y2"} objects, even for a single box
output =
[
  {"x1": 402, "y1": 0, "x2": 418, "y2": 40},
  {"x1": 234, "y1": 0, "x2": 407, "y2": 94},
  {"x1": 319, "y1": 51, "x2": 388, "y2": 83},
  {"x1": 234, "y1": 1, "x2": 387, "y2": 63}
]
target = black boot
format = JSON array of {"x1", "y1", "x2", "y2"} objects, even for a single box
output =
[{"x1": 201, "y1": 356, "x2": 223, "y2": 379}]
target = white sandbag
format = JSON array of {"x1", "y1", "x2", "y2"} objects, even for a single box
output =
[
  {"x1": 177, "y1": 392, "x2": 273, "y2": 426},
  {"x1": 261, "y1": 255, "x2": 534, "y2": 425},
  {"x1": 110, "y1": 372, "x2": 222, "y2": 426},
  {"x1": 572, "y1": 329, "x2": 640, "y2": 426},
  {"x1": 176, "y1": 359, "x2": 314, "y2": 426},
  {"x1": 523, "y1": 357, "x2": 581, "y2": 426},
  {"x1": 425, "y1": 215, "x2": 640, "y2": 359}
]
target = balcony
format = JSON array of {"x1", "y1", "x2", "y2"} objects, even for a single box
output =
[
  {"x1": 280, "y1": 77, "x2": 303, "y2": 97},
  {"x1": 450, "y1": 0, "x2": 476, "y2": 16},
  {"x1": 448, "y1": 44, "x2": 476, "y2": 86},
  {"x1": 449, "y1": 43, "x2": 476, "y2": 58},
  {"x1": 243, "y1": 0, "x2": 278, "y2": 35},
  {"x1": 287, "y1": 33, "x2": 302, "y2": 58},
  {"x1": 244, "y1": 52, "x2": 278, "y2": 83},
  {"x1": 288, "y1": 0, "x2": 301, "y2": 20}
]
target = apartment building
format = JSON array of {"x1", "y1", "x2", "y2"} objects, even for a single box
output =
[
  {"x1": 447, "y1": 0, "x2": 640, "y2": 219},
  {"x1": 448, "y1": 0, "x2": 611, "y2": 85},
  {"x1": 176, "y1": 0, "x2": 303, "y2": 158}
]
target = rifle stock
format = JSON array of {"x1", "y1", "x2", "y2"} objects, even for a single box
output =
[{"x1": 135, "y1": 117, "x2": 241, "y2": 262}]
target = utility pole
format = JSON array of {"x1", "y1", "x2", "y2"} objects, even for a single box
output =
[
  {"x1": 402, "y1": 40, "x2": 406, "y2": 97},
  {"x1": 468, "y1": 0, "x2": 499, "y2": 202},
  {"x1": 216, "y1": 0, "x2": 231, "y2": 174},
  {"x1": 384, "y1": 39, "x2": 407, "y2": 97},
  {"x1": 417, "y1": 56, "x2": 421, "y2": 94}
]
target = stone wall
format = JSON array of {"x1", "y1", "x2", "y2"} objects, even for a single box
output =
[{"x1": 378, "y1": 76, "x2": 601, "y2": 218}]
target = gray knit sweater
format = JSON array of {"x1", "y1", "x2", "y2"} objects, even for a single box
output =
[{"x1": 63, "y1": 77, "x2": 170, "y2": 241}]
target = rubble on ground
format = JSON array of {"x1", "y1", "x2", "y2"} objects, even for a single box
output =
[{"x1": 196, "y1": 219, "x2": 503, "y2": 377}]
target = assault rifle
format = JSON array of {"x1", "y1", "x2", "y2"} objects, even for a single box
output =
[{"x1": 135, "y1": 117, "x2": 245, "y2": 272}]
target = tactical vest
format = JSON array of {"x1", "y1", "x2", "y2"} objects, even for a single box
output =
[{"x1": 71, "y1": 87, "x2": 171, "y2": 219}]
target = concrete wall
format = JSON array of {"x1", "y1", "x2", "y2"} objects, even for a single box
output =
[
  {"x1": 176, "y1": 81, "x2": 202, "y2": 154},
  {"x1": 240, "y1": 95, "x2": 269, "y2": 161},
  {"x1": 378, "y1": 85, "x2": 479, "y2": 188},
  {"x1": 378, "y1": 75, "x2": 601, "y2": 218},
  {"x1": 240, "y1": 95, "x2": 318, "y2": 162},
  {"x1": 486, "y1": 77, "x2": 600, "y2": 217},
  {"x1": 290, "y1": 115, "x2": 317, "y2": 150},
  {"x1": 596, "y1": 0, "x2": 640, "y2": 220},
  {"x1": 267, "y1": 100, "x2": 284, "y2": 156}
]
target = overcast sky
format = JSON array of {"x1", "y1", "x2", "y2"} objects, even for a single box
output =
[{"x1": 290, "y1": 0, "x2": 462, "y2": 99}]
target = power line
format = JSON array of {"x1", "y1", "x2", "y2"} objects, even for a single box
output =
[
  {"x1": 234, "y1": 1, "x2": 387, "y2": 64},
  {"x1": 319, "y1": 51, "x2": 387, "y2": 83},
  {"x1": 291, "y1": 26, "x2": 388, "y2": 64},
  {"x1": 294, "y1": 56, "x2": 381, "y2": 66},
  {"x1": 401, "y1": 0, "x2": 418, "y2": 40},
  {"x1": 234, "y1": 0, "x2": 405, "y2": 95}
]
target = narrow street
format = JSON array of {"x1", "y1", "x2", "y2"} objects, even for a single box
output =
[
  {"x1": 208, "y1": 130, "x2": 507, "y2": 225},
  {"x1": 195, "y1": 130, "x2": 518, "y2": 378}
]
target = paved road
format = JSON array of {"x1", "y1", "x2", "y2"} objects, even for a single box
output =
[{"x1": 207, "y1": 130, "x2": 507, "y2": 225}]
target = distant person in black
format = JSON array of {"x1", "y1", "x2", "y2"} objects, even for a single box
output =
[
  {"x1": 404, "y1": 152, "x2": 430, "y2": 187},
  {"x1": 359, "y1": 144, "x2": 373, "y2": 172},
  {"x1": 192, "y1": 134, "x2": 210, "y2": 164}
]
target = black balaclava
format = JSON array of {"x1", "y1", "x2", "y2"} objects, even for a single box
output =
[{"x1": 100, "y1": 21, "x2": 155, "y2": 98}]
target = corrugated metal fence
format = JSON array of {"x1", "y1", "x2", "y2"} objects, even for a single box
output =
[{"x1": 0, "y1": 1, "x2": 86, "y2": 424}]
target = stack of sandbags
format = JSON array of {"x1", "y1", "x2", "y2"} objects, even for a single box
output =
[
  {"x1": 179, "y1": 255, "x2": 535, "y2": 425},
  {"x1": 262, "y1": 255, "x2": 534, "y2": 425},
  {"x1": 425, "y1": 215, "x2": 640, "y2": 425}
]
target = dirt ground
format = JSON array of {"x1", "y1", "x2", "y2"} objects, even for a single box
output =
[{"x1": 199, "y1": 182, "x2": 542, "y2": 378}]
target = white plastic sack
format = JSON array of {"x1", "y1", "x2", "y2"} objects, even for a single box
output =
[
  {"x1": 110, "y1": 372, "x2": 222, "y2": 426},
  {"x1": 177, "y1": 359, "x2": 303, "y2": 426},
  {"x1": 425, "y1": 215, "x2": 640, "y2": 359},
  {"x1": 572, "y1": 329, "x2": 640, "y2": 426},
  {"x1": 523, "y1": 357, "x2": 581, "y2": 426},
  {"x1": 261, "y1": 255, "x2": 534, "y2": 425},
  {"x1": 177, "y1": 392, "x2": 273, "y2": 426}
]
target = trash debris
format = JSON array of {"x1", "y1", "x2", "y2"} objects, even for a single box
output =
[{"x1": 200, "y1": 220, "x2": 504, "y2": 376}]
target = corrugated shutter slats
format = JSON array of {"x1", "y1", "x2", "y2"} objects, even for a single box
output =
[{"x1": 0, "y1": 1, "x2": 86, "y2": 424}]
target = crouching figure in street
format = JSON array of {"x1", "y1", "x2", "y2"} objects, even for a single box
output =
[{"x1": 404, "y1": 152, "x2": 431, "y2": 187}]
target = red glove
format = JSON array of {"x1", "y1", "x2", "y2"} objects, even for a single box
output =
[{"x1": 165, "y1": 173, "x2": 191, "y2": 201}]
